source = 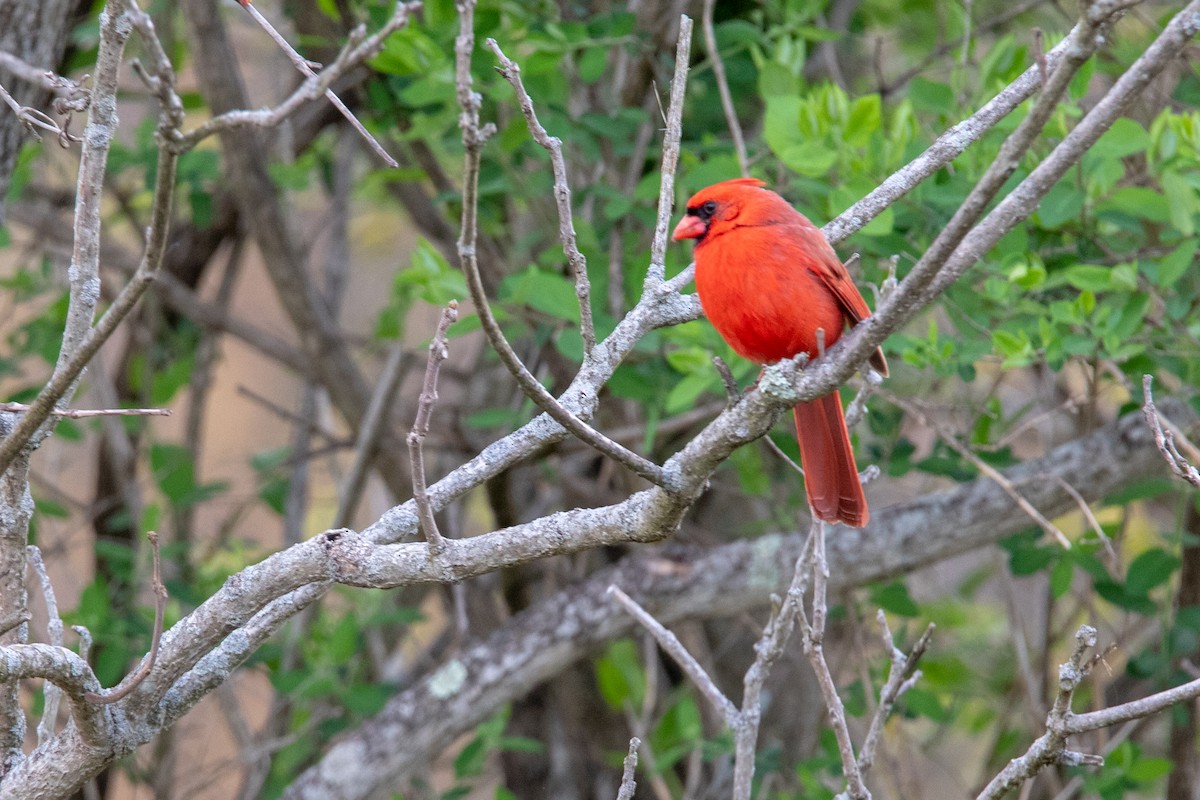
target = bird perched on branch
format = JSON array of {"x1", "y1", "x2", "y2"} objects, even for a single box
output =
[{"x1": 672, "y1": 177, "x2": 887, "y2": 527}]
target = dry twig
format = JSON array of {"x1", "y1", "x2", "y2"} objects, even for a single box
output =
[
  {"x1": 408, "y1": 302, "x2": 459, "y2": 550},
  {"x1": 452, "y1": 0, "x2": 674, "y2": 489},
  {"x1": 701, "y1": 0, "x2": 748, "y2": 176},
  {"x1": 0, "y1": 403, "x2": 169, "y2": 418},
  {"x1": 646, "y1": 18, "x2": 693, "y2": 288},
  {"x1": 486, "y1": 40, "x2": 597, "y2": 356},
  {"x1": 229, "y1": 0, "x2": 407, "y2": 166},
  {"x1": 883, "y1": 388, "x2": 1073, "y2": 549},
  {"x1": 1142, "y1": 374, "x2": 1200, "y2": 487},
  {"x1": 615, "y1": 737, "x2": 641, "y2": 800},
  {"x1": 85, "y1": 531, "x2": 168, "y2": 705},
  {"x1": 976, "y1": 625, "x2": 1200, "y2": 799}
]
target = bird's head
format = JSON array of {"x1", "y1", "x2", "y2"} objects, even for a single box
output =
[{"x1": 672, "y1": 177, "x2": 780, "y2": 243}]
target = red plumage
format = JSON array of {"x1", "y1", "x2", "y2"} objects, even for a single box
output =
[{"x1": 673, "y1": 178, "x2": 887, "y2": 527}]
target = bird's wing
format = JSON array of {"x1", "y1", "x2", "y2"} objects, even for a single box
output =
[{"x1": 795, "y1": 224, "x2": 889, "y2": 377}]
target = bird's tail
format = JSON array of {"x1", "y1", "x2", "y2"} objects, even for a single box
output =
[{"x1": 793, "y1": 393, "x2": 868, "y2": 527}]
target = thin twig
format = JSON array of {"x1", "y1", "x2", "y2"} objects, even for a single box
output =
[
  {"x1": 453, "y1": 0, "x2": 669, "y2": 489},
  {"x1": 0, "y1": 403, "x2": 170, "y2": 418},
  {"x1": 28, "y1": 546, "x2": 65, "y2": 745},
  {"x1": 0, "y1": 1, "x2": 184, "y2": 476},
  {"x1": 235, "y1": 385, "x2": 344, "y2": 450},
  {"x1": 408, "y1": 302, "x2": 459, "y2": 551},
  {"x1": 972, "y1": 624, "x2": 1200, "y2": 800},
  {"x1": 701, "y1": 0, "x2": 748, "y2": 176},
  {"x1": 486, "y1": 40, "x2": 596, "y2": 356},
  {"x1": 615, "y1": 737, "x2": 641, "y2": 800},
  {"x1": 1043, "y1": 474, "x2": 1118, "y2": 567},
  {"x1": 711, "y1": 356, "x2": 740, "y2": 407},
  {"x1": 0, "y1": 50, "x2": 88, "y2": 97},
  {"x1": 858, "y1": 612, "x2": 935, "y2": 774},
  {"x1": 0, "y1": 79, "x2": 81, "y2": 145},
  {"x1": 232, "y1": 0, "x2": 408, "y2": 166},
  {"x1": 86, "y1": 531, "x2": 168, "y2": 704},
  {"x1": 884, "y1": 389, "x2": 1072, "y2": 549},
  {"x1": 735, "y1": 524, "x2": 819, "y2": 799},
  {"x1": 646, "y1": 16, "x2": 693, "y2": 288},
  {"x1": 1142, "y1": 375, "x2": 1200, "y2": 487},
  {"x1": 608, "y1": 585, "x2": 740, "y2": 727},
  {"x1": 801, "y1": 522, "x2": 869, "y2": 799}
]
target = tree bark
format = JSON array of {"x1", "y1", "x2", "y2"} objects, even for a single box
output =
[{"x1": 0, "y1": 0, "x2": 75, "y2": 224}]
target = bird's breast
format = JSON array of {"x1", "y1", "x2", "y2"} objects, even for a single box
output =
[{"x1": 694, "y1": 228, "x2": 848, "y2": 365}]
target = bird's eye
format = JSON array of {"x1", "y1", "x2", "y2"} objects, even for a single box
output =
[{"x1": 699, "y1": 200, "x2": 718, "y2": 219}]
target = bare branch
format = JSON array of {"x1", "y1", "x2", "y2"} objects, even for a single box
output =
[
  {"x1": 701, "y1": 0, "x2": 748, "y2": 176},
  {"x1": 280, "y1": 402, "x2": 1180, "y2": 800},
  {"x1": 884, "y1": 389, "x2": 1073, "y2": 549},
  {"x1": 969, "y1": 624, "x2": 1200, "y2": 800},
  {"x1": 615, "y1": 737, "x2": 641, "y2": 800},
  {"x1": 0, "y1": 79, "x2": 81, "y2": 145},
  {"x1": 85, "y1": 531, "x2": 168, "y2": 705},
  {"x1": 0, "y1": 0, "x2": 185, "y2": 476},
  {"x1": 408, "y1": 302, "x2": 459, "y2": 550},
  {"x1": 0, "y1": 644, "x2": 106, "y2": 745},
  {"x1": 486, "y1": 40, "x2": 596, "y2": 356},
  {"x1": 28, "y1": 547, "x2": 64, "y2": 746},
  {"x1": 1065, "y1": 677, "x2": 1200, "y2": 734},
  {"x1": 452, "y1": 0, "x2": 670, "y2": 489},
  {"x1": 646, "y1": 17, "x2": 693, "y2": 288},
  {"x1": 608, "y1": 585, "x2": 739, "y2": 727},
  {"x1": 799, "y1": 522, "x2": 868, "y2": 799},
  {"x1": 0, "y1": 403, "x2": 170, "y2": 418},
  {"x1": 0, "y1": 50, "x2": 88, "y2": 99},
  {"x1": 858, "y1": 613, "x2": 935, "y2": 774},
  {"x1": 1142, "y1": 374, "x2": 1200, "y2": 487},
  {"x1": 227, "y1": 1, "x2": 414, "y2": 166}
]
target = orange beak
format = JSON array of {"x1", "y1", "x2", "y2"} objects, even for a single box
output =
[{"x1": 672, "y1": 214, "x2": 706, "y2": 241}]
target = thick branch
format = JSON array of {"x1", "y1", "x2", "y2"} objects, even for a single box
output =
[{"x1": 281, "y1": 402, "x2": 1180, "y2": 799}]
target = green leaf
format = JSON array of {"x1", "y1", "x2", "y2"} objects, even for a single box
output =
[
  {"x1": 779, "y1": 138, "x2": 838, "y2": 177},
  {"x1": 502, "y1": 267, "x2": 579, "y2": 323},
  {"x1": 327, "y1": 614, "x2": 359, "y2": 665},
  {"x1": 763, "y1": 96, "x2": 802, "y2": 154},
  {"x1": 1125, "y1": 548, "x2": 1180, "y2": 595},
  {"x1": 1163, "y1": 170, "x2": 1199, "y2": 236},
  {"x1": 1094, "y1": 580, "x2": 1157, "y2": 615},
  {"x1": 453, "y1": 736, "x2": 487, "y2": 779},
  {"x1": 1063, "y1": 264, "x2": 1113, "y2": 292},
  {"x1": 1126, "y1": 757, "x2": 1173, "y2": 783},
  {"x1": 577, "y1": 48, "x2": 607, "y2": 84},
  {"x1": 870, "y1": 581, "x2": 919, "y2": 617},
  {"x1": 991, "y1": 329, "x2": 1032, "y2": 365},
  {"x1": 595, "y1": 639, "x2": 644, "y2": 711},
  {"x1": 1036, "y1": 183, "x2": 1084, "y2": 229},
  {"x1": 1007, "y1": 541, "x2": 1056, "y2": 576},
  {"x1": 1091, "y1": 117, "x2": 1151, "y2": 159},
  {"x1": 901, "y1": 687, "x2": 952, "y2": 722},
  {"x1": 1050, "y1": 557, "x2": 1074, "y2": 598},
  {"x1": 907, "y1": 77, "x2": 956, "y2": 117},
  {"x1": 1147, "y1": 238, "x2": 1196, "y2": 287},
  {"x1": 342, "y1": 683, "x2": 392, "y2": 716},
  {"x1": 844, "y1": 94, "x2": 882, "y2": 147},
  {"x1": 1103, "y1": 187, "x2": 1171, "y2": 224}
]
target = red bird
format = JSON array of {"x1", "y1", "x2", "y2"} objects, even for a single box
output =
[{"x1": 672, "y1": 177, "x2": 887, "y2": 527}]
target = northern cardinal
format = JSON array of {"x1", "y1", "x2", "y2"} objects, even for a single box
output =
[{"x1": 672, "y1": 177, "x2": 887, "y2": 527}]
